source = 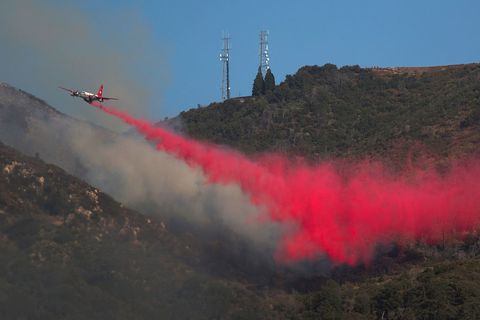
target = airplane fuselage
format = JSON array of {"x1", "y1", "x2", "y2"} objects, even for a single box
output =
[
  {"x1": 70, "y1": 91, "x2": 105, "y2": 103},
  {"x1": 60, "y1": 84, "x2": 116, "y2": 103}
]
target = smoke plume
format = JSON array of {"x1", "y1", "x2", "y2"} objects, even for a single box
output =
[
  {"x1": 91, "y1": 101, "x2": 480, "y2": 266},
  {"x1": 0, "y1": 0, "x2": 168, "y2": 130}
]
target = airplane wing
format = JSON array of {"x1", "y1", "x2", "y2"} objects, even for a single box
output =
[
  {"x1": 101, "y1": 97, "x2": 119, "y2": 101},
  {"x1": 58, "y1": 86, "x2": 75, "y2": 93}
]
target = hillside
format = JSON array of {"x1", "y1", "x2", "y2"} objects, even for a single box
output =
[
  {"x1": 170, "y1": 63, "x2": 480, "y2": 318},
  {"x1": 0, "y1": 82, "x2": 293, "y2": 289},
  {"x1": 2, "y1": 63, "x2": 480, "y2": 318},
  {"x1": 0, "y1": 141, "x2": 300, "y2": 319},
  {"x1": 4, "y1": 139, "x2": 480, "y2": 318},
  {"x1": 175, "y1": 63, "x2": 480, "y2": 161}
]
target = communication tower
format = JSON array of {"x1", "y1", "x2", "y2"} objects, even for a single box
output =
[
  {"x1": 220, "y1": 33, "x2": 231, "y2": 100},
  {"x1": 259, "y1": 30, "x2": 270, "y2": 76}
]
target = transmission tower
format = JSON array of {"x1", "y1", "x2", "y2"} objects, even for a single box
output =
[
  {"x1": 220, "y1": 33, "x2": 231, "y2": 101},
  {"x1": 259, "y1": 30, "x2": 270, "y2": 76}
]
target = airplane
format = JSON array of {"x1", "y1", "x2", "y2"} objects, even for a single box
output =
[{"x1": 58, "y1": 84, "x2": 119, "y2": 103}]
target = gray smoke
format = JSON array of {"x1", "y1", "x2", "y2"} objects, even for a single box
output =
[
  {"x1": 68, "y1": 120, "x2": 282, "y2": 248},
  {"x1": 0, "y1": 0, "x2": 312, "y2": 279},
  {"x1": 1, "y1": 100, "x2": 283, "y2": 251},
  {"x1": 0, "y1": 0, "x2": 169, "y2": 130},
  {"x1": 0, "y1": 82, "x2": 328, "y2": 283}
]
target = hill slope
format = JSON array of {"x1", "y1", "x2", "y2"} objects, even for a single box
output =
[
  {"x1": 4, "y1": 139, "x2": 480, "y2": 319},
  {"x1": 2, "y1": 63, "x2": 480, "y2": 318},
  {"x1": 175, "y1": 63, "x2": 480, "y2": 160},
  {"x1": 0, "y1": 141, "x2": 297, "y2": 319},
  {"x1": 0, "y1": 82, "x2": 291, "y2": 288}
]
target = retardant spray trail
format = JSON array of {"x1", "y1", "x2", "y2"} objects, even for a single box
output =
[{"x1": 91, "y1": 102, "x2": 480, "y2": 265}]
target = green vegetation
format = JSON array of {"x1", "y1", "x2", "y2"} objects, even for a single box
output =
[
  {"x1": 298, "y1": 259, "x2": 480, "y2": 319},
  {"x1": 264, "y1": 68, "x2": 276, "y2": 93},
  {"x1": 252, "y1": 67, "x2": 265, "y2": 96},
  {"x1": 252, "y1": 67, "x2": 276, "y2": 96},
  {"x1": 178, "y1": 63, "x2": 480, "y2": 161}
]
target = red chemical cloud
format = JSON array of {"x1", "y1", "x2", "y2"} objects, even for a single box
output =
[{"x1": 91, "y1": 102, "x2": 480, "y2": 265}]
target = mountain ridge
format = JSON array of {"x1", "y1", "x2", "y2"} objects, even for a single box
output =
[
  {"x1": 1, "y1": 61, "x2": 480, "y2": 318},
  {"x1": 368, "y1": 62, "x2": 479, "y2": 75},
  {"x1": 172, "y1": 63, "x2": 480, "y2": 163}
]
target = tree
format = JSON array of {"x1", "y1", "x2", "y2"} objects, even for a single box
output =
[
  {"x1": 252, "y1": 67, "x2": 264, "y2": 96},
  {"x1": 264, "y1": 68, "x2": 275, "y2": 92},
  {"x1": 309, "y1": 280, "x2": 343, "y2": 320}
]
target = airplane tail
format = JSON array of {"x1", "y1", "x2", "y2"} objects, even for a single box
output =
[{"x1": 96, "y1": 84, "x2": 104, "y2": 98}]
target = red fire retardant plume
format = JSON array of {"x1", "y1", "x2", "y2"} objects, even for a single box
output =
[{"x1": 91, "y1": 102, "x2": 480, "y2": 265}]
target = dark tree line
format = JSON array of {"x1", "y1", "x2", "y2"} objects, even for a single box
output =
[{"x1": 252, "y1": 67, "x2": 276, "y2": 96}]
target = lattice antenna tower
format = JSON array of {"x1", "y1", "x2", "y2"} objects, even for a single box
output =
[
  {"x1": 220, "y1": 32, "x2": 231, "y2": 101},
  {"x1": 259, "y1": 30, "x2": 270, "y2": 76}
]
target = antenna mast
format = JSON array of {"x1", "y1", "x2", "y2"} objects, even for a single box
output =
[
  {"x1": 259, "y1": 30, "x2": 270, "y2": 76},
  {"x1": 220, "y1": 32, "x2": 231, "y2": 101}
]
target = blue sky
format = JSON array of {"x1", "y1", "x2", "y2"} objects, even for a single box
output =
[
  {"x1": 2, "y1": 0, "x2": 480, "y2": 123},
  {"x1": 137, "y1": 0, "x2": 480, "y2": 118}
]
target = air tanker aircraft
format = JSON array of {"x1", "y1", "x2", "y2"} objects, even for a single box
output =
[{"x1": 59, "y1": 84, "x2": 119, "y2": 103}]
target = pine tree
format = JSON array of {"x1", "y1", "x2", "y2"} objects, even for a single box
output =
[
  {"x1": 264, "y1": 68, "x2": 275, "y2": 92},
  {"x1": 252, "y1": 67, "x2": 265, "y2": 96}
]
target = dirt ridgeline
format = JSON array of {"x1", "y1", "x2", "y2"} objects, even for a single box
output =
[{"x1": 369, "y1": 63, "x2": 479, "y2": 76}]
